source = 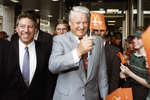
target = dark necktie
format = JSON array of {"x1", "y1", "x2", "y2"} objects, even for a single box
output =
[
  {"x1": 79, "y1": 37, "x2": 88, "y2": 75},
  {"x1": 22, "y1": 47, "x2": 30, "y2": 86},
  {"x1": 83, "y1": 53, "x2": 88, "y2": 74}
]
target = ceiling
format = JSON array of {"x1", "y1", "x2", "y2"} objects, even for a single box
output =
[
  {"x1": 1, "y1": 0, "x2": 150, "y2": 19},
  {"x1": 0, "y1": 0, "x2": 150, "y2": 31}
]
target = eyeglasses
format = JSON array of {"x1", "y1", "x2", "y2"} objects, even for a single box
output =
[
  {"x1": 56, "y1": 28, "x2": 67, "y2": 31},
  {"x1": 18, "y1": 25, "x2": 35, "y2": 29}
]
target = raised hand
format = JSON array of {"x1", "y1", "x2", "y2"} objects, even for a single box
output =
[{"x1": 77, "y1": 36, "x2": 95, "y2": 58}]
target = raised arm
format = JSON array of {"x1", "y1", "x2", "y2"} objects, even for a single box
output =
[{"x1": 120, "y1": 63, "x2": 150, "y2": 88}]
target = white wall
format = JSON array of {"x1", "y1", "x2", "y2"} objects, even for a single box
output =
[{"x1": 0, "y1": 4, "x2": 15, "y2": 40}]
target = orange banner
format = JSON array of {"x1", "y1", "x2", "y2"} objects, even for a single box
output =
[
  {"x1": 105, "y1": 88, "x2": 133, "y2": 100},
  {"x1": 142, "y1": 26, "x2": 150, "y2": 74},
  {"x1": 116, "y1": 52, "x2": 127, "y2": 65},
  {"x1": 90, "y1": 11, "x2": 106, "y2": 30}
]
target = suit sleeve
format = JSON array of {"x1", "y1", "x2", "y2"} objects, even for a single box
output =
[
  {"x1": 98, "y1": 39, "x2": 108, "y2": 99},
  {"x1": 109, "y1": 49, "x2": 121, "y2": 93},
  {"x1": 49, "y1": 36, "x2": 79, "y2": 74}
]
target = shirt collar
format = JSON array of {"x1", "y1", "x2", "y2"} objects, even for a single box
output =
[
  {"x1": 19, "y1": 39, "x2": 35, "y2": 48},
  {"x1": 72, "y1": 33, "x2": 88, "y2": 42}
]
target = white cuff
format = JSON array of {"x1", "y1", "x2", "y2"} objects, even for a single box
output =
[{"x1": 72, "y1": 49, "x2": 81, "y2": 63}]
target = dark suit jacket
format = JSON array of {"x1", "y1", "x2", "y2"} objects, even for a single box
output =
[
  {"x1": 105, "y1": 42, "x2": 121, "y2": 93},
  {"x1": 0, "y1": 39, "x2": 9, "y2": 99},
  {"x1": 3, "y1": 40, "x2": 54, "y2": 100}
]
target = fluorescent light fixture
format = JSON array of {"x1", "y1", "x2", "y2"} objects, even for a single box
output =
[
  {"x1": 52, "y1": 0, "x2": 59, "y2": 1},
  {"x1": 34, "y1": 9, "x2": 40, "y2": 12},
  {"x1": 107, "y1": 9, "x2": 119, "y2": 14},
  {"x1": 133, "y1": 9, "x2": 137, "y2": 14},
  {"x1": 91, "y1": 10, "x2": 105, "y2": 14},
  {"x1": 48, "y1": 15, "x2": 53, "y2": 18},
  {"x1": 132, "y1": 9, "x2": 150, "y2": 14},
  {"x1": 99, "y1": 11, "x2": 105, "y2": 14},
  {"x1": 108, "y1": 24, "x2": 115, "y2": 26},
  {"x1": 144, "y1": 11, "x2": 150, "y2": 14},
  {"x1": 10, "y1": 0, "x2": 19, "y2": 3},
  {"x1": 108, "y1": 20, "x2": 116, "y2": 23}
]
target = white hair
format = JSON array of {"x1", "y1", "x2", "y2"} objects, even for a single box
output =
[{"x1": 69, "y1": 6, "x2": 90, "y2": 21}]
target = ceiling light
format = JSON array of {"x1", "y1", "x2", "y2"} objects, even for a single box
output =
[
  {"x1": 52, "y1": 0, "x2": 59, "y2": 1},
  {"x1": 144, "y1": 11, "x2": 150, "y2": 14},
  {"x1": 91, "y1": 10, "x2": 105, "y2": 14},
  {"x1": 107, "y1": 9, "x2": 119, "y2": 14},
  {"x1": 34, "y1": 9, "x2": 40, "y2": 12},
  {"x1": 48, "y1": 15, "x2": 53, "y2": 18},
  {"x1": 10, "y1": 0, "x2": 19, "y2": 3},
  {"x1": 108, "y1": 20, "x2": 116, "y2": 23},
  {"x1": 108, "y1": 24, "x2": 115, "y2": 26}
]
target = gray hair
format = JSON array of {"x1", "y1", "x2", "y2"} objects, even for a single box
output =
[{"x1": 69, "y1": 6, "x2": 90, "y2": 21}]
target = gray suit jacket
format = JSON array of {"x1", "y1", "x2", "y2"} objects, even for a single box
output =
[{"x1": 49, "y1": 31, "x2": 108, "y2": 100}]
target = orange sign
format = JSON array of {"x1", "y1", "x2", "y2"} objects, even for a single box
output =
[
  {"x1": 142, "y1": 26, "x2": 150, "y2": 74},
  {"x1": 116, "y1": 52, "x2": 127, "y2": 65},
  {"x1": 106, "y1": 88, "x2": 133, "y2": 100},
  {"x1": 90, "y1": 11, "x2": 106, "y2": 30}
]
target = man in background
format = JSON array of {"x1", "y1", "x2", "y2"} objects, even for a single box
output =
[
  {"x1": 0, "y1": 31, "x2": 9, "y2": 40},
  {"x1": 53, "y1": 19, "x2": 69, "y2": 36},
  {"x1": 93, "y1": 29, "x2": 121, "y2": 94},
  {"x1": 0, "y1": 39, "x2": 9, "y2": 100}
]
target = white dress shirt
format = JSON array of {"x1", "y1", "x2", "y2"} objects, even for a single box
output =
[{"x1": 19, "y1": 39, "x2": 37, "y2": 84}]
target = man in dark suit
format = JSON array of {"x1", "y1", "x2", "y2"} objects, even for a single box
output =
[
  {"x1": 0, "y1": 39, "x2": 9, "y2": 100},
  {"x1": 10, "y1": 10, "x2": 56, "y2": 99},
  {"x1": 3, "y1": 11, "x2": 54, "y2": 100},
  {"x1": 93, "y1": 30, "x2": 121, "y2": 94}
]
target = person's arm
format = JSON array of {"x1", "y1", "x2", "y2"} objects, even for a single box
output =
[
  {"x1": 109, "y1": 52, "x2": 121, "y2": 93},
  {"x1": 49, "y1": 36, "x2": 95, "y2": 74},
  {"x1": 120, "y1": 63, "x2": 150, "y2": 88},
  {"x1": 49, "y1": 36, "x2": 79, "y2": 74}
]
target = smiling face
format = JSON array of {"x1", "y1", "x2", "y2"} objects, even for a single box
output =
[
  {"x1": 16, "y1": 18, "x2": 36, "y2": 45},
  {"x1": 69, "y1": 12, "x2": 89, "y2": 38},
  {"x1": 55, "y1": 24, "x2": 68, "y2": 35},
  {"x1": 133, "y1": 37, "x2": 143, "y2": 49}
]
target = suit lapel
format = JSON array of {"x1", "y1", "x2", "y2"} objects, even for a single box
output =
[
  {"x1": 30, "y1": 41, "x2": 39, "y2": 86},
  {"x1": 87, "y1": 40, "x2": 96, "y2": 80},
  {"x1": 13, "y1": 40, "x2": 29, "y2": 88},
  {"x1": 80, "y1": 60, "x2": 87, "y2": 83}
]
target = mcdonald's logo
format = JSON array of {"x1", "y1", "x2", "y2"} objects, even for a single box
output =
[
  {"x1": 112, "y1": 96, "x2": 121, "y2": 100},
  {"x1": 90, "y1": 11, "x2": 106, "y2": 30}
]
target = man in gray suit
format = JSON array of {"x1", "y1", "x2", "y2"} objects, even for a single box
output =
[{"x1": 49, "y1": 6, "x2": 108, "y2": 100}]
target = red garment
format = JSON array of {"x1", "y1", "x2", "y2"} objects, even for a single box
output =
[{"x1": 83, "y1": 53, "x2": 88, "y2": 74}]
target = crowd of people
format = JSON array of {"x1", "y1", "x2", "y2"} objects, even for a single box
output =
[{"x1": 0, "y1": 5, "x2": 150, "y2": 100}]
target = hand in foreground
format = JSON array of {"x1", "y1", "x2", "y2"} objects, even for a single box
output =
[
  {"x1": 77, "y1": 36, "x2": 95, "y2": 57},
  {"x1": 120, "y1": 63, "x2": 132, "y2": 76},
  {"x1": 120, "y1": 71, "x2": 127, "y2": 79}
]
